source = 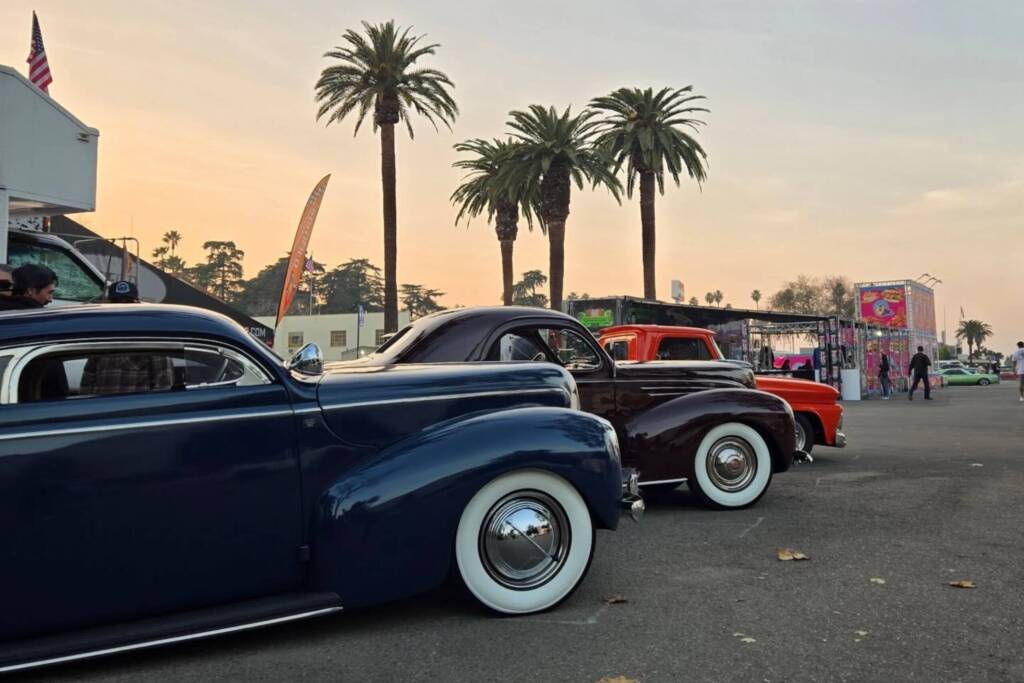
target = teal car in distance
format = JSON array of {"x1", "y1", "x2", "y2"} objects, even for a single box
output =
[{"x1": 939, "y1": 368, "x2": 1000, "y2": 386}]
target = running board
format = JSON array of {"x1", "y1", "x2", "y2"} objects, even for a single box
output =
[{"x1": 0, "y1": 592, "x2": 342, "y2": 674}]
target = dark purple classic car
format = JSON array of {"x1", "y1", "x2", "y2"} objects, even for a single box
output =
[
  {"x1": 0, "y1": 304, "x2": 636, "y2": 673},
  {"x1": 342, "y1": 307, "x2": 797, "y2": 510}
]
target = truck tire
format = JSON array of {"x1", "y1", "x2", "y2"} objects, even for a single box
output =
[
  {"x1": 455, "y1": 470, "x2": 595, "y2": 614},
  {"x1": 794, "y1": 413, "x2": 817, "y2": 454},
  {"x1": 688, "y1": 423, "x2": 773, "y2": 510}
]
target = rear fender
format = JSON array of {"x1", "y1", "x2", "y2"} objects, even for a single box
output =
[
  {"x1": 624, "y1": 389, "x2": 795, "y2": 482},
  {"x1": 307, "y1": 407, "x2": 621, "y2": 609}
]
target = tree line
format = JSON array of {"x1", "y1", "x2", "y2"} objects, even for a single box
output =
[{"x1": 149, "y1": 231, "x2": 444, "y2": 319}]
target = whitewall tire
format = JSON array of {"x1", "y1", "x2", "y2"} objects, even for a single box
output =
[
  {"x1": 688, "y1": 422, "x2": 773, "y2": 510},
  {"x1": 455, "y1": 470, "x2": 594, "y2": 615}
]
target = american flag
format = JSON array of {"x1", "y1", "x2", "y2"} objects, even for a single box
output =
[{"x1": 27, "y1": 12, "x2": 53, "y2": 93}]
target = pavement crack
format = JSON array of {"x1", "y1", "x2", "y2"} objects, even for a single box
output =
[{"x1": 739, "y1": 516, "x2": 765, "y2": 539}]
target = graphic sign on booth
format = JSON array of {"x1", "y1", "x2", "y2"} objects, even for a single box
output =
[{"x1": 858, "y1": 285, "x2": 907, "y2": 328}]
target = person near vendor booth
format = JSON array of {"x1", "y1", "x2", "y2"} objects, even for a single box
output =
[
  {"x1": 879, "y1": 353, "x2": 892, "y2": 399},
  {"x1": 1013, "y1": 341, "x2": 1024, "y2": 403},
  {"x1": 908, "y1": 346, "x2": 932, "y2": 401}
]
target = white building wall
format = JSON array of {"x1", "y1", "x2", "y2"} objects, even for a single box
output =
[{"x1": 255, "y1": 311, "x2": 412, "y2": 361}]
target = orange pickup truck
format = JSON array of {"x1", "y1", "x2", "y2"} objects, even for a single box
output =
[{"x1": 599, "y1": 325, "x2": 846, "y2": 455}]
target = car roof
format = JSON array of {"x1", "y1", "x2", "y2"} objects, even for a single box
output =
[
  {"x1": 0, "y1": 303, "x2": 258, "y2": 348},
  {"x1": 371, "y1": 306, "x2": 590, "y2": 363},
  {"x1": 599, "y1": 324, "x2": 714, "y2": 337}
]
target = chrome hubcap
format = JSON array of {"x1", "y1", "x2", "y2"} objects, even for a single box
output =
[
  {"x1": 480, "y1": 491, "x2": 570, "y2": 590},
  {"x1": 795, "y1": 421, "x2": 807, "y2": 451},
  {"x1": 706, "y1": 437, "x2": 757, "y2": 492}
]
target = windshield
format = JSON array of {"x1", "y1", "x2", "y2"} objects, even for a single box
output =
[{"x1": 8, "y1": 238, "x2": 105, "y2": 302}]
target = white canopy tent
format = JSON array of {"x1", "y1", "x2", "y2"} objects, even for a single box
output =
[{"x1": 0, "y1": 64, "x2": 99, "y2": 261}]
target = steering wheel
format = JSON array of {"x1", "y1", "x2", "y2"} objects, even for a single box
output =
[{"x1": 211, "y1": 356, "x2": 231, "y2": 383}]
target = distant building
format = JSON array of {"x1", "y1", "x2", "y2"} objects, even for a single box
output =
[{"x1": 255, "y1": 311, "x2": 412, "y2": 361}]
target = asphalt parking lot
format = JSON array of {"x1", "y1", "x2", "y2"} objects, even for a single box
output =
[{"x1": 20, "y1": 383, "x2": 1024, "y2": 683}]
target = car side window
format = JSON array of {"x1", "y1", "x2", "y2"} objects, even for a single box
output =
[
  {"x1": 9, "y1": 342, "x2": 271, "y2": 403},
  {"x1": 604, "y1": 339, "x2": 630, "y2": 361},
  {"x1": 489, "y1": 333, "x2": 548, "y2": 362},
  {"x1": 656, "y1": 337, "x2": 711, "y2": 361},
  {"x1": 535, "y1": 328, "x2": 603, "y2": 371}
]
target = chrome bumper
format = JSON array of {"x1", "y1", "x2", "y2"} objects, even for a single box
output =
[
  {"x1": 835, "y1": 431, "x2": 847, "y2": 448},
  {"x1": 621, "y1": 469, "x2": 645, "y2": 522}
]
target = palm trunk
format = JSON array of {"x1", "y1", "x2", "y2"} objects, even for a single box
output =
[
  {"x1": 640, "y1": 170, "x2": 657, "y2": 300},
  {"x1": 548, "y1": 219, "x2": 565, "y2": 312},
  {"x1": 541, "y1": 162, "x2": 571, "y2": 313},
  {"x1": 380, "y1": 123, "x2": 398, "y2": 332},
  {"x1": 495, "y1": 202, "x2": 519, "y2": 306},
  {"x1": 500, "y1": 239, "x2": 514, "y2": 305}
]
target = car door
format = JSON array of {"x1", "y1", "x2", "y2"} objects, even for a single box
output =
[
  {"x1": 485, "y1": 322, "x2": 617, "y2": 421},
  {"x1": 0, "y1": 339, "x2": 303, "y2": 641}
]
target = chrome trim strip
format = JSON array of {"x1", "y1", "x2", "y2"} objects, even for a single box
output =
[
  {"x1": 292, "y1": 406, "x2": 322, "y2": 415},
  {"x1": 638, "y1": 477, "x2": 688, "y2": 486},
  {"x1": 0, "y1": 408, "x2": 295, "y2": 442},
  {"x1": 0, "y1": 606, "x2": 342, "y2": 674},
  {"x1": 320, "y1": 387, "x2": 567, "y2": 411}
]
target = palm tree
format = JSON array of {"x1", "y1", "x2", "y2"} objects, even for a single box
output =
[
  {"x1": 451, "y1": 138, "x2": 541, "y2": 305},
  {"x1": 713, "y1": 289, "x2": 724, "y2": 307},
  {"x1": 502, "y1": 105, "x2": 621, "y2": 312},
  {"x1": 704, "y1": 292, "x2": 714, "y2": 306},
  {"x1": 316, "y1": 20, "x2": 458, "y2": 332},
  {"x1": 751, "y1": 289, "x2": 762, "y2": 310},
  {"x1": 590, "y1": 87, "x2": 709, "y2": 299},
  {"x1": 956, "y1": 319, "x2": 993, "y2": 361},
  {"x1": 162, "y1": 230, "x2": 183, "y2": 256}
]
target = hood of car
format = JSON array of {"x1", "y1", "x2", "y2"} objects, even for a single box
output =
[{"x1": 755, "y1": 376, "x2": 840, "y2": 403}]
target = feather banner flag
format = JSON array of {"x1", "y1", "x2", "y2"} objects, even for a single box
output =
[{"x1": 276, "y1": 175, "x2": 330, "y2": 327}]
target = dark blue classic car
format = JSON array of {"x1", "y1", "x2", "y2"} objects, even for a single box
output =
[
  {"x1": 341, "y1": 307, "x2": 797, "y2": 510},
  {"x1": 0, "y1": 305, "x2": 635, "y2": 673}
]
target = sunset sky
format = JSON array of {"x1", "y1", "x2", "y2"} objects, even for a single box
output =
[{"x1": 2, "y1": 1, "x2": 1021, "y2": 351}]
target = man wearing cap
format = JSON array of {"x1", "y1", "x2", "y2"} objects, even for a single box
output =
[{"x1": 107, "y1": 280, "x2": 139, "y2": 303}]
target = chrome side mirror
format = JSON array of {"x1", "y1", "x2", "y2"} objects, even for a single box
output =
[{"x1": 288, "y1": 343, "x2": 323, "y2": 375}]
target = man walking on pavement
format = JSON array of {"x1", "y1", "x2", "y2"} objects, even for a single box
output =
[
  {"x1": 909, "y1": 345, "x2": 932, "y2": 400},
  {"x1": 1013, "y1": 341, "x2": 1024, "y2": 403}
]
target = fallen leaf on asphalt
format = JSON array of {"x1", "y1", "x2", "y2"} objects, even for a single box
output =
[
  {"x1": 740, "y1": 637, "x2": 757, "y2": 643},
  {"x1": 870, "y1": 577, "x2": 886, "y2": 585},
  {"x1": 949, "y1": 580, "x2": 976, "y2": 589},
  {"x1": 777, "y1": 548, "x2": 809, "y2": 561},
  {"x1": 603, "y1": 595, "x2": 628, "y2": 605},
  {"x1": 597, "y1": 677, "x2": 638, "y2": 683},
  {"x1": 855, "y1": 630, "x2": 869, "y2": 637},
  {"x1": 970, "y1": 463, "x2": 984, "y2": 467}
]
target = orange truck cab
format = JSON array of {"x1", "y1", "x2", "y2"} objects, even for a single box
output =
[{"x1": 599, "y1": 325, "x2": 846, "y2": 454}]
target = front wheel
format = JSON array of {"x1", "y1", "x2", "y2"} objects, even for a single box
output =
[
  {"x1": 794, "y1": 413, "x2": 817, "y2": 454},
  {"x1": 455, "y1": 470, "x2": 595, "y2": 615},
  {"x1": 688, "y1": 423, "x2": 773, "y2": 510}
]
